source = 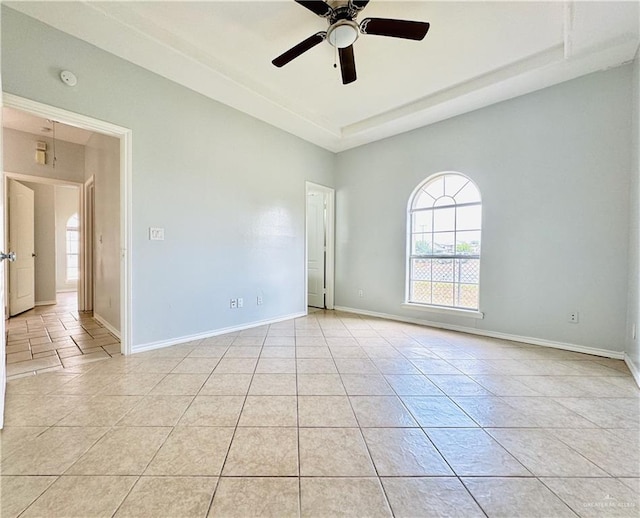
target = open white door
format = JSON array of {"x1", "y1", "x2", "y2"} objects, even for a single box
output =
[
  {"x1": 307, "y1": 189, "x2": 326, "y2": 309},
  {"x1": 9, "y1": 179, "x2": 35, "y2": 316}
]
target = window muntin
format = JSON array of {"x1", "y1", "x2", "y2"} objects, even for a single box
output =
[
  {"x1": 408, "y1": 173, "x2": 481, "y2": 310},
  {"x1": 66, "y1": 213, "x2": 79, "y2": 282}
]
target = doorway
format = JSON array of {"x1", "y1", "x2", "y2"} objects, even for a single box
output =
[{"x1": 306, "y1": 182, "x2": 335, "y2": 311}]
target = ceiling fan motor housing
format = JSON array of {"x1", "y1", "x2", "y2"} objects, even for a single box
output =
[{"x1": 327, "y1": 20, "x2": 359, "y2": 48}]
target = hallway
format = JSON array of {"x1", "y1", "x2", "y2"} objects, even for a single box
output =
[{"x1": 5, "y1": 292, "x2": 121, "y2": 379}]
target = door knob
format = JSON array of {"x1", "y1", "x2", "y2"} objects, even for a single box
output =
[{"x1": 0, "y1": 252, "x2": 16, "y2": 262}]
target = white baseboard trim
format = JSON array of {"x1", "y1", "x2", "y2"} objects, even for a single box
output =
[
  {"x1": 624, "y1": 353, "x2": 640, "y2": 388},
  {"x1": 334, "y1": 305, "x2": 624, "y2": 360},
  {"x1": 133, "y1": 311, "x2": 307, "y2": 354},
  {"x1": 93, "y1": 313, "x2": 121, "y2": 340},
  {"x1": 56, "y1": 289, "x2": 77, "y2": 293},
  {"x1": 35, "y1": 300, "x2": 57, "y2": 307}
]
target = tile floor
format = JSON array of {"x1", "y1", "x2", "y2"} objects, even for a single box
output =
[
  {"x1": 1, "y1": 310, "x2": 639, "y2": 517},
  {"x1": 5, "y1": 292, "x2": 121, "y2": 379}
]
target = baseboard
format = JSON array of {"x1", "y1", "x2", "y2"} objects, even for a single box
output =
[
  {"x1": 93, "y1": 313, "x2": 121, "y2": 340},
  {"x1": 133, "y1": 311, "x2": 307, "y2": 354},
  {"x1": 624, "y1": 353, "x2": 640, "y2": 388},
  {"x1": 35, "y1": 300, "x2": 57, "y2": 306},
  {"x1": 56, "y1": 289, "x2": 77, "y2": 293},
  {"x1": 334, "y1": 305, "x2": 624, "y2": 360}
]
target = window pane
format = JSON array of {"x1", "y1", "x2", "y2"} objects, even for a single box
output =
[
  {"x1": 412, "y1": 190, "x2": 434, "y2": 209},
  {"x1": 432, "y1": 282, "x2": 454, "y2": 306},
  {"x1": 411, "y1": 281, "x2": 432, "y2": 304},
  {"x1": 431, "y1": 259, "x2": 454, "y2": 282},
  {"x1": 456, "y1": 204, "x2": 482, "y2": 231},
  {"x1": 411, "y1": 258, "x2": 432, "y2": 281},
  {"x1": 454, "y1": 182, "x2": 481, "y2": 204},
  {"x1": 412, "y1": 233, "x2": 433, "y2": 255},
  {"x1": 455, "y1": 283, "x2": 479, "y2": 309},
  {"x1": 456, "y1": 231, "x2": 481, "y2": 255},
  {"x1": 432, "y1": 232, "x2": 455, "y2": 255},
  {"x1": 455, "y1": 258, "x2": 480, "y2": 284},
  {"x1": 424, "y1": 177, "x2": 444, "y2": 199},
  {"x1": 67, "y1": 255, "x2": 78, "y2": 269},
  {"x1": 433, "y1": 196, "x2": 455, "y2": 208},
  {"x1": 444, "y1": 176, "x2": 469, "y2": 197},
  {"x1": 433, "y1": 207, "x2": 455, "y2": 232},
  {"x1": 412, "y1": 210, "x2": 433, "y2": 233},
  {"x1": 68, "y1": 241, "x2": 79, "y2": 255}
]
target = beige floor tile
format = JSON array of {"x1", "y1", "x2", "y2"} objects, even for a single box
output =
[
  {"x1": 428, "y1": 374, "x2": 493, "y2": 396},
  {"x1": 462, "y1": 477, "x2": 578, "y2": 518},
  {"x1": 209, "y1": 477, "x2": 299, "y2": 518},
  {"x1": 60, "y1": 350, "x2": 111, "y2": 368},
  {"x1": 349, "y1": 396, "x2": 418, "y2": 427},
  {"x1": 129, "y1": 358, "x2": 183, "y2": 373},
  {"x1": 100, "y1": 373, "x2": 166, "y2": 395},
  {"x1": 222, "y1": 427, "x2": 298, "y2": 476},
  {"x1": 363, "y1": 428, "x2": 452, "y2": 476},
  {"x1": 256, "y1": 358, "x2": 296, "y2": 373},
  {"x1": 450, "y1": 395, "x2": 538, "y2": 427},
  {"x1": 383, "y1": 374, "x2": 443, "y2": 395},
  {"x1": 238, "y1": 395, "x2": 297, "y2": 427},
  {"x1": 382, "y1": 477, "x2": 485, "y2": 518},
  {"x1": 145, "y1": 426, "x2": 234, "y2": 476},
  {"x1": 188, "y1": 345, "x2": 229, "y2": 358},
  {"x1": 223, "y1": 346, "x2": 262, "y2": 358},
  {"x1": 6, "y1": 356, "x2": 62, "y2": 377},
  {"x1": 264, "y1": 336, "x2": 296, "y2": 346},
  {"x1": 248, "y1": 373, "x2": 297, "y2": 395},
  {"x1": 298, "y1": 396, "x2": 358, "y2": 427},
  {"x1": 299, "y1": 427, "x2": 376, "y2": 476},
  {"x1": 341, "y1": 374, "x2": 395, "y2": 395},
  {"x1": 20, "y1": 475, "x2": 137, "y2": 518},
  {"x1": 295, "y1": 346, "x2": 332, "y2": 358},
  {"x1": 199, "y1": 373, "x2": 252, "y2": 395},
  {"x1": 67, "y1": 426, "x2": 171, "y2": 475},
  {"x1": 300, "y1": 477, "x2": 391, "y2": 518},
  {"x1": 334, "y1": 358, "x2": 379, "y2": 374},
  {"x1": 258, "y1": 346, "x2": 296, "y2": 358},
  {"x1": 172, "y1": 357, "x2": 220, "y2": 373},
  {"x1": 6, "y1": 350, "x2": 33, "y2": 364},
  {"x1": 542, "y1": 478, "x2": 640, "y2": 517},
  {"x1": 329, "y1": 346, "x2": 368, "y2": 358},
  {"x1": 148, "y1": 373, "x2": 208, "y2": 395},
  {"x1": 214, "y1": 358, "x2": 258, "y2": 374},
  {"x1": 51, "y1": 373, "x2": 118, "y2": 395},
  {"x1": 426, "y1": 428, "x2": 531, "y2": 476},
  {"x1": 296, "y1": 358, "x2": 337, "y2": 374},
  {"x1": 0, "y1": 475, "x2": 57, "y2": 518},
  {"x1": 5, "y1": 372, "x2": 77, "y2": 395},
  {"x1": 115, "y1": 476, "x2": 217, "y2": 518},
  {"x1": 232, "y1": 336, "x2": 265, "y2": 346},
  {"x1": 411, "y1": 359, "x2": 462, "y2": 375},
  {"x1": 56, "y1": 395, "x2": 142, "y2": 427},
  {"x1": 0, "y1": 427, "x2": 49, "y2": 460},
  {"x1": 1, "y1": 426, "x2": 107, "y2": 475},
  {"x1": 3, "y1": 394, "x2": 88, "y2": 427},
  {"x1": 178, "y1": 395, "x2": 244, "y2": 426},
  {"x1": 117, "y1": 395, "x2": 193, "y2": 426},
  {"x1": 487, "y1": 428, "x2": 609, "y2": 477},
  {"x1": 554, "y1": 397, "x2": 640, "y2": 428},
  {"x1": 297, "y1": 373, "x2": 346, "y2": 395}
]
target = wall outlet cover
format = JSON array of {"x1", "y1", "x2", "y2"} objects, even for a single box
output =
[{"x1": 149, "y1": 227, "x2": 165, "y2": 240}]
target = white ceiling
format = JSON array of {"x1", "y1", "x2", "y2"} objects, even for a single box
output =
[
  {"x1": 3, "y1": 106, "x2": 94, "y2": 145},
  {"x1": 6, "y1": 1, "x2": 640, "y2": 152}
]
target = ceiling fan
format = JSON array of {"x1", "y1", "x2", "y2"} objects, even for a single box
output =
[{"x1": 272, "y1": 0, "x2": 430, "y2": 85}]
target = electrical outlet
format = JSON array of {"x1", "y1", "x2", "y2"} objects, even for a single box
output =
[
  {"x1": 230, "y1": 299, "x2": 237, "y2": 309},
  {"x1": 257, "y1": 296, "x2": 263, "y2": 305},
  {"x1": 237, "y1": 298, "x2": 243, "y2": 308},
  {"x1": 149, "y1": 227, "x2": 165, "y2": 240},
  {"x1": 358, "y1": 289, "x2": 364, "y2": 298},
  {"x1": 568, "y1": 311, "x2": 579, "y2": 324}
]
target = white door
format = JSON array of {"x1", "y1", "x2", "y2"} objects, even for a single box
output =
[
  {"x1": 307, "y1": 190, "x2": 326, "y2": 309},
  {"x1": 9, "y1": 180, "x2": 35, "y2": 316}
]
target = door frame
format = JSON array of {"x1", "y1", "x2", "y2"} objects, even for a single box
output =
[
  {"x1": 3, "y1": 93, "x2": 133, "y2": 356},
  {"x1": 305, "y1": 182, "x2": 335, "y2": 311},
  {"x1": 4, "y1": 172, "x2": 83, "y2": 313}
]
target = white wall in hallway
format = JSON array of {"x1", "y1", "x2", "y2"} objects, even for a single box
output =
[{"x1": 334, "y1": 66, "x2": 633, "y2": 355}]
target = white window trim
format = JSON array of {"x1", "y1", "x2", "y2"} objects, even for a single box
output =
[{"x1": 401, "y1": 302, "x2": 484, "y2": 319}]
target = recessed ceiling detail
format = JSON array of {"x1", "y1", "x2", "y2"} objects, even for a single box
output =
[{"x1": 6, "y1": 1, "x2": 639, "y2": 152}]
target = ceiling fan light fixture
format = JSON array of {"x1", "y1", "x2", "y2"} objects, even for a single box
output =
[{"x1": 327, "y1": 20, "x2": 359, "y2": 48}]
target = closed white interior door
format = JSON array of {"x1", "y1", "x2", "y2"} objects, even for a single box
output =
[
  {"x1": 9, "y1": 179, "x2": 35, "y2": 316},
  {"x1": 307, "y1": 190, "x2": 326, "y2": 309}
]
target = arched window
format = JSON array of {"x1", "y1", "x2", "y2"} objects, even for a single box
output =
[
  {"x1": 66, "y1": 213, "x2": 80, "y2": 282},
  {"x1": 407, "y1": 173, "x2": 481, "y2": 310}
]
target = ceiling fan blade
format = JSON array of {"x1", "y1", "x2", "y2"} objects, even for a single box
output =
[
  {"x1": 349, "y1": 0, "x2": 370, "y2": 12},
  {"x1": 295, "y1": 1, "x2": 333, "y2": 17},
  {"x1": 360, "y1": 18, "x2": 430, "y2": 40},
  {"x1": 272, "y1": 32, "x2": 326, "y2": 68},
  {"x1": 339, "y1": 45, "x2": 357, "y2": 85}
]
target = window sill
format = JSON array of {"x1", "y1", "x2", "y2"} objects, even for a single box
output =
[{"x1": 401, "y1": 302, "x2": 484, "y2": 319}]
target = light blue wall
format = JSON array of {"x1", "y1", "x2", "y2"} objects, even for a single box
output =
[
  {"x1": 335, "y1": 66, "x2": 633, "y2": 354},
  {"x1": 2, "y1": 7, "x2": 335, "y2": 347}
]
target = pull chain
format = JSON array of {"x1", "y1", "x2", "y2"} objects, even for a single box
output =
[{"x1": 333, "y1": 44, "x2": 337, "y2": 69}]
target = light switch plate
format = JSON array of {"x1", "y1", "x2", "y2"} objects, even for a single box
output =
[{"x1": 149, "y1": 227, "x2": 165, "y2": 240}]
